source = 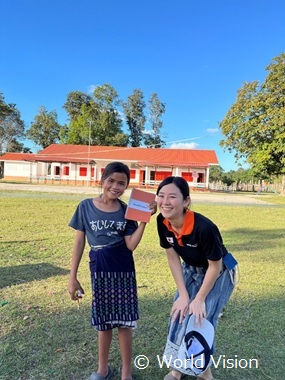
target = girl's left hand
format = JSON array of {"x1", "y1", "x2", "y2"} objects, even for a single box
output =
[{"x1": 189, "y1": 299, "x2": 206, "y2": 326}]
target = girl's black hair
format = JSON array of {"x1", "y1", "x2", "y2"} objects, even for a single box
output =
[
  {"x1": 101, "y1": 162, "x2": 130, "y2": 185},
  {"x1": 156, "y1": 176, "x2": 190, "y2": 200}
]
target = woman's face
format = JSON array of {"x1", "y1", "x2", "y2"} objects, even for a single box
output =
[
  {"x1": 157, "y1": 183, "x2": 190, "y2": 220},
  {"x1": 102, "y1": 172, "x2": 128, "y2": 200}
]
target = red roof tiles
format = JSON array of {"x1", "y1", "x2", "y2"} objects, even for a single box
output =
[
  {"x1": 1, "y1": 144, "x2": 219, "y2": 167},
  {"x1": 0, "y1": 152, "x2": 36, "y2": 161}
]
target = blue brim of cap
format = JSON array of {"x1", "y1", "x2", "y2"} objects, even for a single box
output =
[{"x1": 186, "y1": 315, "x2": 215, "y2": 347}]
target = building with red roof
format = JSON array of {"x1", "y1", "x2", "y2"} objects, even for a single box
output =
[{"x1": 0, "y1": 144, "x2": 219, "y2": 188}]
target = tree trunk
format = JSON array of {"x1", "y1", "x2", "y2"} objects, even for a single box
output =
[{"x1": 281, "y1": 174, "x2": 285, "y2": 196}]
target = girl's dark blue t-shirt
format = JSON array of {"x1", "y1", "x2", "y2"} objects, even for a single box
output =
[{"x1": 69, "y1": 198, "x2": 138, "y2": 250}]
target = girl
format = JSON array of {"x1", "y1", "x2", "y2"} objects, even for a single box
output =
[
  {"x1": 68, "y1": 162, "x2": 156, "y2": 380},
  {"x1": 156, "y1": 176, "x2": 236, "y2": 380}
]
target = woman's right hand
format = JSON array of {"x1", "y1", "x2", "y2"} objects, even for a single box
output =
[
  {"x1": 170, "y1": 294, "x2": 190, "y2": 323},
  {"x1": 68, "y1": 278, "x2": 84, "y2": 301}
]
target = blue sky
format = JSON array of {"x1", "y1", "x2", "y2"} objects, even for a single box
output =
[{"x1": 1, "y1": 0, "x2": 285, "y2": 171}]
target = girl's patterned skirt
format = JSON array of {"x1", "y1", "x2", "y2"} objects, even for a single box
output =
[{"x1": 89, "y1": 242, "x2": 138, "y2": 331}]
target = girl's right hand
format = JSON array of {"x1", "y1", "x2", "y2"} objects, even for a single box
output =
[
  {"x1": 149, "y1": 201, "x2": 157, "y2": 215},
  {"x1": 68, "y1": 278, "x2": 84, "y2": 301},
  {"x1": 170, "y1": 295, "x2": 190, "y2": 323}
]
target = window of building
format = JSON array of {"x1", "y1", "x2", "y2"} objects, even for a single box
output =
[
  {"x1": 197, "y1": 173, "x2": 204, "y2": 183},
  {"x1": 181, "y1": 172, "x2": 193, "y2": 181},
  {"x1": 155, "y1": 171, "x2": 172, "y2": 180},
  {"x1": 54, "y1": 166, "x2": 60, "y2": 175},
  {"x1": 63, "y1": 166, "x2": 69, "y2": 175},
  {"x1": 79, "y1": 167, "x2": 87, "y2": 176}
]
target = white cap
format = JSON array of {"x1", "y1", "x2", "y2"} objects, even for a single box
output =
[{"x1": 177, "y1": 315, "x2": 215, "y2": 375}]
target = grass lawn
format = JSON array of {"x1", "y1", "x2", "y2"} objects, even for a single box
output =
[{"x1": 0, "y1": 190, "x2": 284, "y2": 380}]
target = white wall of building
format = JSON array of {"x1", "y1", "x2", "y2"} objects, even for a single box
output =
[
  {"x1": 3, "y1": 159, "x2": 209, "y2": 188},
  {"x1": 4, "y1": 161, "x2": 36, "y2": 179}
]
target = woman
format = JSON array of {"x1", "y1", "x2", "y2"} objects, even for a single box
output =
[{"x1": 156, "y1": 176, "x2": 236, "y2": 380}]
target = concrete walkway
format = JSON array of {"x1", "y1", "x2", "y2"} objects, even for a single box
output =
[{"x1": 0, "y1": 182, "x2": 273, "y2": 205}]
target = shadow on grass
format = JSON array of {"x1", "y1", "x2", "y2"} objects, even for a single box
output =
[
  {"x1": 223, "y1": 227, "x2": 285, "y2": 254},
  {"x1": 0, "y1": 293, "x2": 284, "y2": 380},
  {"x1": 0, "y1": 263, "x2": 69, "y2": 289}
]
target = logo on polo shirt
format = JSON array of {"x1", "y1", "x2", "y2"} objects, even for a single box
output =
[{"x1": 187, "y1": 243, "x2": 198, "y2": 247}]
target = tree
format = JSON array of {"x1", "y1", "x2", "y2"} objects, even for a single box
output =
[
  {"x1": 209, "y1": 165, "x2": 224, "y2": 183},
  {"x1": 6, "y1": 138, "x2": 24, "y2": 153},
  {"x1": 232, "y1": 167, "x2": 255, "y2": 184},
  {"x1": 5, "y1": 139, "x2": 32, "y2": 153},
  {"x1": 61, "y1": 91, "x2": 93, "y2": 144},
  {"x1": 122, "y1": 89, "x2": 146, "y2": 147},
  {"x1": 63, "y1": 91, "x2": 92, "y2": 122},
  {"x1": 65, "y1": 85, "x2": 128, "y2": 146},
  {"x1": 221, "y1": 170, "x2": 235, "y2": 187},
  {"x1": 26, "y1": 106, "x2": 62, "y2": 149},
  {"x1": 144, "y1": 93, "x2": 166, "y2": 148},
  {"x1": 66, "y1": 102, "x2": 99, "y2": 145},
  {"x1": 219, "y1": 52, "x2": 285, "y2": 195},
  {"x1": 92, "y1": 84, "x2": 128, "y2": 146},
  {"x1": 0, "y1": 92, "x2": 25, "y2": 154}
]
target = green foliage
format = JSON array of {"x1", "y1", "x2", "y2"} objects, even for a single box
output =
[
  {"x1": 5, "y1": 138, "x2": 27, "y2": 153},
  {"x1": 219, "y1": 52, "x2": 285, "y2": 183},
  {"x1": 232, "y1": 167, "x2": 255, "y2": 183},
  {"x1": 65, "y1": 85, "x2": 128, "y2": 146},
  {"x1": 221, "y1": 174, "x2": 234, "y2": 186},
  {"x1": 66, "y1": 102, "x2": 99, "y2": 145},
  {"x1": 209, "y1": 166, "x2": 276, "y2": 187},
  {"x1": 122, "y1": 88, "x2": 146, "y2": 147},
  {"x1": 144, "y1": 93, "x2": 166, "y2": 148},
  {"x1": 92, "y1": 84, "x2": 128, "y2": 146},
  {"x1": 62, "y1": 91, "x2": 92, "y2": 122},
  {"x1": 26, "y1": 106, "x2": 62, "y2": 149},
  {"x1": 2, "y1": 85, "x2": 166, "y2": 151},
  {"x1": 0, "y1": 92, "x2": 25, "y2": 154},
  {"x1": 209, "y1": 165, "x2": 224, "y2": 182}
]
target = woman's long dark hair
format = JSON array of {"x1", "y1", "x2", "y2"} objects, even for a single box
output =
[{"x1": 156, "y1": 176, "x2": 190, "y2": 200}]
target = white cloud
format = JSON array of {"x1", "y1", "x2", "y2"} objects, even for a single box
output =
[
  {"x1": 206, "y1": 128, "x2": 219, "y2": 134},
  {"x1": 170, "y1": 142, "x2": 200, "y2": 149},
  {"x1": 87, "y1": 84, "x2": 97, "y2": 94},
  {"x1": 143, "y1": 129, "x2": 154, "y2": 135}
]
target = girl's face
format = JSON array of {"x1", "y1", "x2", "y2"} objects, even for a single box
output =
[
  {"x1": 102, "y1": 172, "x2": 128, "y2": 200},
  {"x1": 157, "y1": 183, "x2": 190, "y2": 220}
]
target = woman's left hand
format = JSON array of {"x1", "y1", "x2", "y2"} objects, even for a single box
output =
[{"x1": 189, "y1": 299, "x2": 206, "y2": 326}]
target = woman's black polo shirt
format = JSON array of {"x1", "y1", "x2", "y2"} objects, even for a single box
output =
[{"x1": 157, "y1": 211, "x2": 227, "y2": 269}]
